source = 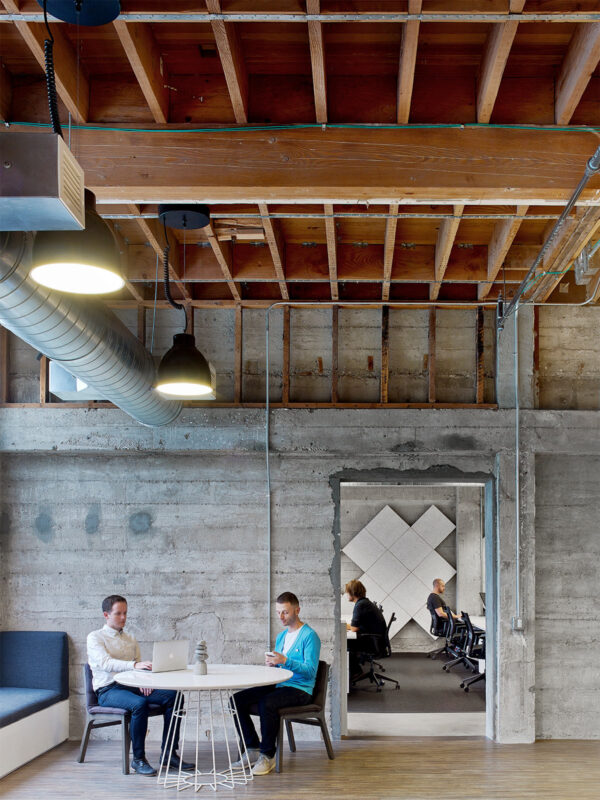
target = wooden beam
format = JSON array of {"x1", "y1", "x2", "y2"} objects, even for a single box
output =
[
  {"x1": 283, "y1": 306, "x2": 290, "y2": 404},
  {"x1": 331, "y1": 305, "x2": 338, "y2": 403},
  {"x1": 380, "y1": 305, "x2": 389, "y2": 403},
  {"x1": 555, "y1": 23, "x2": 600, "y2": 125},
  {"x1": 206, "y1": 0, "x2": 248, "y2": 124},
  {"x1": 478, "y1": 205, "x2": 528, "y2": 299},
  {"x1": 0, "y1": 61, "x2": 12, "y2": 122},
  {"x1": 307, "y1": 0, "x2": 327, "y2": 123},
  {"x1": 113, "y1": 21, "x2": 169, "y2": 124},
  {"x1": 428, "y1": 308, "x2": 436, "y2": 403},
  {"x1": 259, "y1": 203, "x2": 289, "y2": 299},
  {"x1": 476, "y1": 307, "x2": 484, "y2": 404},
  {"x1": 382, "y1": 203, "x2": 399, "y2": 301},
  {"x1": 430, "y1": 204, "x2": 464, "y2": 300},
  {"x1": 57, "y1": 126, "x2": 600, "y2": 206},
  {"x1": 397, "y1": 0, "x2": 421, "y2": 124},
  {"x1": 477, "y1": 21, "x2": 519, "y2": 123},
  {"x1": 6, "y1": 16, "x2": 89, "y2": 123},
  {"x1": 204, "y1": 223, "x2": 241, "y2": 301},
  {"x1": 234, "y1": 305, "x2": 243, "y2": 403},
  {"x1": 39, "y1": 355, "x2": 49, "y2": 404},
  {"x1": 324, "y1": 204, "x2": 339, "y2": 301},
  {"x1": 106, "y1": 220, "x2": 146, "y2": 303},
  {"x1": 0, "y1": 326, "x2": 9, "y2": 404}
]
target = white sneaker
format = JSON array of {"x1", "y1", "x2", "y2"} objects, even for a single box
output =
[
  {"x1": 230, "y1": 748, "x2": 260, "y2": 770},
  {"x1": 252, "y1": 754, "x2": 276, "y2": 776}
]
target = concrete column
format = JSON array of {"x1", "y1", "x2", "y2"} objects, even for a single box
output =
[
  {"x1": 455, "y1": 485, "x2": 484, "y2": 616},
  {"x1": 496, "y1": 304, "x2": 535, "y2": 409}
]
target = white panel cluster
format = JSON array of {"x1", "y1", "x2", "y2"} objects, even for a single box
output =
[{"x1": 342, "y1": 505, "x2": 456, "y2": 639}]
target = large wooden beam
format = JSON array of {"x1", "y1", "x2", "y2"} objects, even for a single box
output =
[
  {"x1": 430, "y1": 205, "x2": 463, "y2": 300},
  {"x1": 382, "y1": 203, "x2": 399, "y2": 301},
  {"x1": 259, "y1": 203, "x2": 289, "y2": 299},
  {"x1": 113, "y1": 21, "x2": 169, "y2": 124},
  {"x1": 478, "y1": 205, "x2": 528, "y2": 299},
  {"x1": 324, "y1": 203, "x2": 339, "y2": 300},
  {"x1": 206, "y1": 0, "x2": 248, "y2": 124},
  {"x1": 59, "y1": 127, "x2": 600, "y2": 206},
  {"x1": 477, "y1": 22, "x2": 519, "y2": 123},
  {"x1": 555, "y1": 23, "x2": 600, "y2": 125},
  {"x1": 6, "y1": 14, "x2": 89, "y2": 123},
  {"x1": 307, "y1": 0, "x2": 327, "y2": 123},
  {"x1": 0, "y1": 61, "x2": 11, "y2": 122},
  {"x1": 397, "y1": 0, "x2": 421, "y2": 124}
]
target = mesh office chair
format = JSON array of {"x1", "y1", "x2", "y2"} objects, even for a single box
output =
[{"x1": 351, "y1": 612, "x2": 400, "y2": 692}]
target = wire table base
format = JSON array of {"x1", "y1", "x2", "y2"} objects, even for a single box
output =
[{"x1": 158, "y1": 689, "x2": 253, "y2": 792}]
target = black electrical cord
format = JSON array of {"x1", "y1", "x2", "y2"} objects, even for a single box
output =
[
  {"x1": 43, "y1": 0, "x2": 63, "y2": 138},
  {"x1": 162, "y1": 217, "x2": 188, "y2": 331}
]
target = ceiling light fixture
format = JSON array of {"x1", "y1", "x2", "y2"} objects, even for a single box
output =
[
  {"x1": 36, "y1": 0, "x2": 121, "y2": 26},
  {"x1": 155, "y1": 204, "x2": 213, "y2": 399},
  {"x1": 30, "y1": 189, "x2": 125, "y2": 294}
]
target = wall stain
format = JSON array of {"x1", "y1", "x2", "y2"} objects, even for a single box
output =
[
  {"x1": 442, "y1": 434, "x2": 478, "y2": 451},
  {"x1": 34, "y1": 511, "x2": 54, "y2": 543},
  {"x1": 129, "y1": 511, "x2": 153, "y2": 535},
  {"x1": 85, "y1": 505, "x2": 100, "y2": 535}
]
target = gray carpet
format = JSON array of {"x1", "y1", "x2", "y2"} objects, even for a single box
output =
[{"x1": 348, "y1": 652, "x2": 486, "y2": 713}]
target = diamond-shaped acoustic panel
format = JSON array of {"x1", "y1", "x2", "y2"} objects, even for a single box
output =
[{"x1": 343, "y1": 504, "x2": 456, "y2": 639}]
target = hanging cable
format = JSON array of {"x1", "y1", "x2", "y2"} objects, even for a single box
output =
[
  {"x1": 162, "y1": 217, "x2": 187, "y2": 331},
  {"x1": 42, "y1": 0, "x2": 62, "y2": 138}
]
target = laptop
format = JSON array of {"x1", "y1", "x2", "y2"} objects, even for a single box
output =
[{"x1": 151, "y1": 640, "x2": 189, "y2": 673}]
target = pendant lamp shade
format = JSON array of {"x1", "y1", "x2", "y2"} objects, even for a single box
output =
[
  {"x1": 36, "y1": 0, "x2": 121, "y2": 26},
  {"x1": 155, "y1": 333, "x2": 212, "y2": 397},
  {"x1": 30, "y1": 190, "x2": 125, "y2": 295}
]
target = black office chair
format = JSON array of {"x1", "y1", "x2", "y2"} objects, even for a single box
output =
[
  {"x1": 351, "y1": 612, "x2": 400, "y2": 692},
  {"x1": 459, "y1": 612, "x2": 486, "y2": 691},
  {"x1": 441, "y1": 605, "x2": 469, "y2": 672},
  {"x1": 427, "y1": 611, "x2": 452, "y2": 659}
]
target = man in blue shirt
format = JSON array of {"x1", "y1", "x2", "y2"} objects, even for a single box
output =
[{"x1": 231, "y1": 591, "x2": 321, "y2": 776}]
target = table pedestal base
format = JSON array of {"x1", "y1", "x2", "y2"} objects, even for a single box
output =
[{"x1": 158, "y1": 689, "x2": 253, "y2": 792}]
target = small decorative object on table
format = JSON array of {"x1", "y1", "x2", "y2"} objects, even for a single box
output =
[{"x1": 193, "y1": 640, "x2": 208, "y2": 675}]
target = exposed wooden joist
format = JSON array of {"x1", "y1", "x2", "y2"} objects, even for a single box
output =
[
  {"x1": 113, "y1": 21, "x2": 169, "y2": 124},
  {"x1": 324, "y1": 204, "x2": 339, "y2": 301},
  {"x1": 0, "y1": 61, "x2": 12, "y2": 121},
  {"x1": 283, "y1": 306, "x2": 290, "y2": 404},
  {"x1": 204, "y1": 222, "x2": 242, "y2": 301},
  {"x1": 397, "y1": 0, "x2": 421, "y2": 124},
  {"x1": 476, "y1": 307, "x2": 485, "y2": 404},
  {"x1": 430, "y1": 205, "x2": 464, "y2": 300},
  {"x1": 234, "y1": 305, "x2": 243, "y2": 403},
  {"x1": 259, "y1": 203, "x2": 289, "y2": 300},
  {"x1": 206, "y1": 0, "x2": 248, "y2": 124},
  {"x1": 39, "y1": 355, "x2": 49, "y2": 404},
  {"x1": 555, "y1": 23, "x2": 600, "y2": 126},
  {"x1": 106, "y1": 219, "x2": 146, "y2": 304},
  {"x1": 428, "y1": 308, "x2": 436, "y2": 403},
  {"x1": 477, "y1": 20, "x2": 519, "y2": 123},
  {"x1": 382, "y1": 203, "x2": 399, "y2": 301},
  {"x1": 331, "y1": 306, "x2": 338, "y2": 404},
  {"x1": 306, "y1": 0, "x2": 327, "y2": 123},
  {"x1": 5, "y1": 11, "x2": 89, "y2": 123},
  {"x1": 60, "y1": 126, "x2": 600, "y2": 206},
  {"x1": 478, "y1": 205, "x2": 528, "y2": 299},
  {"x1": 380, "y1": 305, "x2": 389, "y2": 403},
  {"x1": 0, "y1": 325, "x2": 9, "y2": 404}
]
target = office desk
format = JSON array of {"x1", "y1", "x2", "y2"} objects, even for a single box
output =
[{"x1": 116, "y1": 664, "x2": 293, "y2": 791}]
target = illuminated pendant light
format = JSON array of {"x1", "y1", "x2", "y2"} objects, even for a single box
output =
[
  {"x1": 154, "y1": 204, "x2": 213, "y2": 399},
  {"x1": 31, "y1": 190, "x2": 125, "y2": 295}
]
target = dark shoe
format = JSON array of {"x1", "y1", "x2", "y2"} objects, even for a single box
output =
[
  {"x1": 161, "y1": 752, "x2": 195, "y2": 772},
  {"x1": 131, "y1": 758, "x2": 157, "y2": 776}
]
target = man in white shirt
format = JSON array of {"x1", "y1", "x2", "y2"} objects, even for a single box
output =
[{"x1": 87, "y1": 595, "x2": 194, "y2": 776}]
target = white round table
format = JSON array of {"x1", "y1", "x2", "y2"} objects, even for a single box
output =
[{"x1": 116, "y1": 664, "x2": 293, "y2": 792}]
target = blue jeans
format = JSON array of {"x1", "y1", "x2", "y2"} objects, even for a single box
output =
[{"x1": 98, "y1": 684, "x2": 180, "y2": 761}]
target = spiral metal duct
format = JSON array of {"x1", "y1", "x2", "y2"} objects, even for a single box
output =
[{"x1": 0, "y1": 231, "x2": 182, "y2": 427}]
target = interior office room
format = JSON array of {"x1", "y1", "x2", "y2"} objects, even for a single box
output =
[{"x1": 2, "y1": 2, "x2": 600, "y2": 799}]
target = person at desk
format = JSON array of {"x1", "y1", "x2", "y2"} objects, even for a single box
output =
[
  {"x1": 87, "y1": 594, "x2": 194, "y2": 777},
  {"x1": 344, "y1": 579, "x2": 387, "y2": 681},
  {"x1": 427, "y1": 578, "x2": 461, "y2": 635},
  {"x1": 231, "y1": 591, "x2": 320, "y2": 777}
]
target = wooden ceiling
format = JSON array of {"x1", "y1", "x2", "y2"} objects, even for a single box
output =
[{"x1": 3, "y1": 1, "x2": 600, "y2": 308}]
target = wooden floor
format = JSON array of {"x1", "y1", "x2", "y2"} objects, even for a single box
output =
[{"x1": 2, "y1": 739, "x2": 600, "y2": 800}]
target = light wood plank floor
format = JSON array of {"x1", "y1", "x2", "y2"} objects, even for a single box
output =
[{"x1": 2, "y1": 738, "x2": 599, "y2": 800}]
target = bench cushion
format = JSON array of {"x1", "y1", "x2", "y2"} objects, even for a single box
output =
[
  {"x1": 0, "y1": 632, "x2": 69, "y2": 699},
  {"x1": 0, "y1": 687, "x2": 63, "y2": 728}
]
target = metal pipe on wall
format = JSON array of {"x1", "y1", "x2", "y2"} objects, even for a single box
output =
[{"x1": 0, "y1": 231, "x2": 181, "y2": 427}]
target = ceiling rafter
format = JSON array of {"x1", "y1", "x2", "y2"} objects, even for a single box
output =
[
  {"x1": 555, "y1": 22, "x2": 600, "y2": 126},
  {"x1": 206, "y1": 0, "x2": 248, "y2": 124},
  {"x1": 478, "y1": 205, "x2": 529, "y2": 300},
  {"x1": 204, "y1": 222, "x2": 242, "y2": 302},
  {"x1": 306, "y1": 0, "x2": 327, "y2": 124},
  {"x1": 430, "y1": 205, "x2": 464, "y2": 300},
  {"x1": 0, "y1": 61, "x2": 11, "y2": 121},
  {"x1": 397, "y1": 0, "x2": 421, "y2": 124},
  {"x1": 382, "y1": 203, "x2": 399, "y2": 302},
  {"x1": 113, "y1": 21, "x2": 169, "y2": 124},
  {"x1": 106, "y1": 220, "x2": 145, "y2": 303},
  {"x1": 477, "y1": 22, "x2": 519, "y2": 123},
  {"x1": 324, "y1": 203, "x2": 339, "y2": 301},
  {"x1": 259, "y1": 203, "x2": 289, "y2": 300}
]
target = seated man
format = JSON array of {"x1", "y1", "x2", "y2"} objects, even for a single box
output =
[
  {"x1": 231, "y1": 591, "x2": 320, "y2": 777},
  {"x1": 87, "y1": 594, "x2": 194, "y2": 777},
  {"x1": 427, "y1": 577, "x2": 461, "y2": 635},
  {"x1": 344, "y1": 579, "x2": 387, "y2": 681}
]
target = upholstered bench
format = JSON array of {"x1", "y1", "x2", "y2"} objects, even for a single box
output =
[{"x1": 0, "y1": 631, "x2": 69, "y2": 778}]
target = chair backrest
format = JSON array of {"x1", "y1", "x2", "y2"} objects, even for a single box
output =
[
  {"x1": 429, "y1": 610, "x2": 446, "y2": 637},
  {"x1": 382, "y1": 612, "x2": 396, "y2": 658},
  {"x1": 310, "y1": 660, "x2": 329, "y2": 709},
  {"x1": 0, "y1": 631, "x2": 69, "y2": 698},
  {"x1": 83, "y1": 663, "x2": 99, "y2": 710}
]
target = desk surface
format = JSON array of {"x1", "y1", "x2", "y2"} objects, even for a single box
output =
[{"x1": 115, "y1": 664, "x2": 293, "y2": 692}]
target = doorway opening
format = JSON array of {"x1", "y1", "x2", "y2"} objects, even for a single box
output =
[{"x1": 336, "y1": 479, "x2": 492, "y2": 738}]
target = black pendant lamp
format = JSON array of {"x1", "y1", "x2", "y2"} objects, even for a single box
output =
[
  {"x1": 154, "y1": 204, "x2": 213, "y2": 398},
  {"x1": 36, "y1": 0, "x2": 121, "y2": 26}
]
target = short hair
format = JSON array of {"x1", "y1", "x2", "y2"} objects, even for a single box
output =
[
  {"x1": 276, "y1": 592, "x2": 299, "y2": 607},
  {"x1": 432, "y1": 578, "x2": 444, "y2": 588},
  {"x1": 344, "y1": 579, "x2": 366, "y2": 599},
  {"x1": 102, "y1": 595, "x2": 127, "y2": 613}
]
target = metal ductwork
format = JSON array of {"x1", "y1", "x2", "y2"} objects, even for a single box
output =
[{"x1": 0, "y1": 231, "x2": 182, "y2": 427}]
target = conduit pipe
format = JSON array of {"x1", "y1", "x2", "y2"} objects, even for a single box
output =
[{"x1": 0, "y1": 231, "x2": 181, "y2": 427}]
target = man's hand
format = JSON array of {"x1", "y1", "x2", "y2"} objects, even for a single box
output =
[
  {"x1": 134, "y1": 661, "x2": 152, "y2": 670},
  {"x1": 140, "y1": 687, "x2": 153, "y2": 697},
  {"x1": 265, "y1": 651, "x2": 286, "y2": 666}
]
